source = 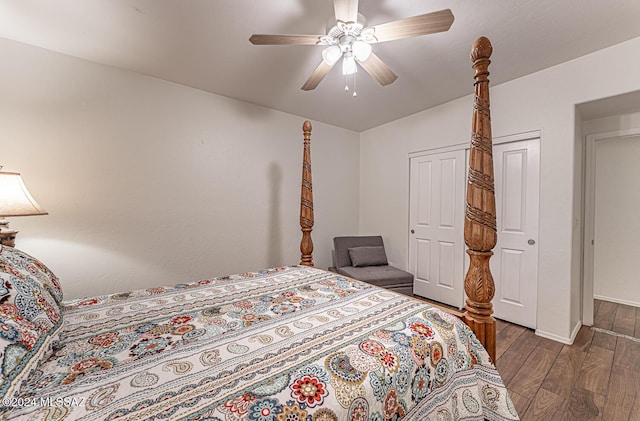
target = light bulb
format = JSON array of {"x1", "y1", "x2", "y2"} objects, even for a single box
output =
[
  {"x1": 342, "y1": 55, "x2": 357, "y2": 75},
  {"x1": 321, "y1": 45, "x2": 342, "y2": 65},
  {"x1": 352, "y1": 40, "x2": 372, "y2": 61}
]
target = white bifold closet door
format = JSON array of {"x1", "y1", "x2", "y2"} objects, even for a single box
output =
[
  {"x1": 409, "y1": 150, "x2": 466, "y2": 309},
  {"x1": 490, "y1": 139, "x2": 539, "y2": 328},
  {"x1": 409, "y1": 137, "x2": 539, "y2": 328}
]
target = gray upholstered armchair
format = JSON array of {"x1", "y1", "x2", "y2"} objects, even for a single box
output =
[{"x1": 331, "y1": 236, "x2": 414, "y2": 296}]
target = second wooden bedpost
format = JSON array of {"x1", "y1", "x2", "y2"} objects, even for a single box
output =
[
  {"x1": 463, "y1": 37, "x2": 497, "y2": 362},
  {"x1": 300, "y1": 120, "x2": 314, "y2": 266}
]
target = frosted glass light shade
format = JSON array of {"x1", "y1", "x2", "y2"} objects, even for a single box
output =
[
  {"x1": 352, "y1": 41, "x2": 372, "y2": 61},
  {"x1": 0, "y1": 172, "x2": 47, "y2": 217},
  {"x1": 322, "y1": 45, "x2": 342, "y2": 65}
]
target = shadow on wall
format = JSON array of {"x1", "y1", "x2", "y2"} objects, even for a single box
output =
[{"x1": 267, "y1": 162, "x2": 283, "y2": 267}]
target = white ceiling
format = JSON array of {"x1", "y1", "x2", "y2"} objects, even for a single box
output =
[{"x1": 1, "y1": 0, "x2": 640, "y2": 132}]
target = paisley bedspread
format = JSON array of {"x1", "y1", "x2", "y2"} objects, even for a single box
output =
[{"x1": 7, "y1": 266, "x2": 518, "y2": 420}]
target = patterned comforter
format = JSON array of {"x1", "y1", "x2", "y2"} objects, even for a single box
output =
[{"x1": 8, "y1": 266, "x2": 518, "y2": 420}]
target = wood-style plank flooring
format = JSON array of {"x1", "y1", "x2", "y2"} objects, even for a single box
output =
[{"x1": 496, "y1": 299, "x2": 640, "y2": 420}]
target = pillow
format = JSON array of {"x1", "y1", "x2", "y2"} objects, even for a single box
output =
[
  {"x1": 348, "y1": 246, "x2": 388, "y2": 267},
  {"x1": 0, "y1": 246, "x2": 62, "y2": 330},
  {"x1": 0, "y1": 245, "x2": 63, "y2": 399},
  {"x1": 1, "y1": 246, "x2": 63, "y2": 306}
]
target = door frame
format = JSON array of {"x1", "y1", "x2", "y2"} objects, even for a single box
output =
[
  {"x1": 582, "y1": 127, "x2": 640, "y2": 325},
  {"x1": 408, "y1": 130, "x2": 541, "y2": 307}
]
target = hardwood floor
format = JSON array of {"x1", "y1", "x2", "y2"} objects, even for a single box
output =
[{"x1": 496, "y1": 299, "x2": 640, "y2": 420}]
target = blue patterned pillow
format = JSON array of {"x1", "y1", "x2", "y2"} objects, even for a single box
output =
[
  {"x1": 1, "y1": 246, "x2": 63, "y2": 306},
  {"x1": 0, "y1": 246, "x2": 63, "y2": 399}
]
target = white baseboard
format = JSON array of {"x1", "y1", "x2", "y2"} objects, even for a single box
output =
[
  {"x1": 594, "y1": 294, "x2": 640, "y2": 308},
  {"x1": 535, "y1": 320, "x2": 582, "y2": 345}
]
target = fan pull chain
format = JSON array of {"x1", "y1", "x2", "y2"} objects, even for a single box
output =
[
  {"x1": 352, "y1": 73, "x2": 357, "y2": 97},
  {"x1": 344, "y1": 74, "x2": 357, "y2": 97}
]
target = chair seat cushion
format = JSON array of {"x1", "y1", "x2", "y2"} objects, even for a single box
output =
[{"x1": 337, "y1": 265, "x2": 413, "y2": 288}]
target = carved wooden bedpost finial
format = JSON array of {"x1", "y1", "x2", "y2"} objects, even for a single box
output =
[
  {"x1": 300, "y1": 120, "x2": 314, "y2": 266},
  {"x1": 463, "y1": 36, "x2": 497, "y2": 362}
]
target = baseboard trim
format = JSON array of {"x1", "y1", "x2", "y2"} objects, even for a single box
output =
[
  {"x1": 535, "y1": 320, "x2": 582, "y2": 345},
  {"x1": 594, "y1": 295, "x2": 640, "y2": 308}
]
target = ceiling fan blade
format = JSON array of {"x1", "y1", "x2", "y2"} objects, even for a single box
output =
[
  {"x1": 301, "y1": 61, "x2": 336, "y2": 91},
  {"x1": 357, "y1": 53, "x2": 398, "y2": 86},
  {"x1": 333, "y1": 0, "x2": 359, "y2": 23},
  {"x1": 249, "y1": 34, "x2": 323, "y2": 45},
  {"x1": 369, "y1": 9, "x2": 454, "y2": 43}
]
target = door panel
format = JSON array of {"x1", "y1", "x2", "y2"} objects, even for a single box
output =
[
  {"x1": 438, "y1": 241, "x2": 456, "y2": 289},
  {"x1": 416, "y1": 239, "x2": 431, "y2": 280},
  {"x1": 417, "y1": 161, "x2": 432, "y2": 224},
  {"x1": 499, "y1": 248, "x2": 524, "y2": 305},
  {"x1": 410, "y1": 150, "x2": 465, "y2": 308},
  {"x1": 440, "y1": 158, "x2": 456, "y2": 227},
  {"x1": 502, "y1": 150, "x2": 526, "y2": 232}
]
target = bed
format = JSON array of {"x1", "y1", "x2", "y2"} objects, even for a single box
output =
[{"x1": 1, "y1": 37, "x2": 516, "y2": 420}]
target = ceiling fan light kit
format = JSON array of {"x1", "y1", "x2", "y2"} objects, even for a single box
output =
[
  {"x1": 351, "y1": 40, "x2": 372, "y2": 61},
  {"x1": 249, "y1": 0, "x2": 454, "y2": 93},
  {"x1": 321, "y1": 45, "x2": 342, "y2": 65}
]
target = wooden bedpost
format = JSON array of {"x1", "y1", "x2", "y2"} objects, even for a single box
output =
[
  {"x1": 463, "y1": 37, "x2": 497, "y2": 362},
  {"x1": 300, "y1": 120, "x2": 314, "y2": 266}
]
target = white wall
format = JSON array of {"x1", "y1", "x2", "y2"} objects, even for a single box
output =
[
  {"x1": 583, "y1": 111, "x2": 640, "y2": 134},
  {"x1": 0, "y1": 38, "x2": 360, "y2": 299},
  {"x1": 360, "y1": 36, "x2": 640, "y2": 343},
  {"x1": 593, "y1": 135, "x2": 640, "y2": 306},
  {"x1": 583, "y1": 111, "x2": 640, "y2": 307}
]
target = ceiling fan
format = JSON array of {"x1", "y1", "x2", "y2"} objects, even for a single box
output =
[{"x1": 249, "y1": 0, "x2": 454, "y2": 92}]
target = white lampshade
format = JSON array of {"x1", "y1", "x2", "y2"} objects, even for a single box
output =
[
  {"x1": 352, "y1": 40, "x2": 372, "y2": 61},
  {"x1": 322, "y1": 45, "x2": 342, "y2": 66},
  {"x1": 342, "y1": 55, "x2": 357, "y2": 75},
  {"x1": 0, "y1": 172, "x2": 47, "y2": 217}
]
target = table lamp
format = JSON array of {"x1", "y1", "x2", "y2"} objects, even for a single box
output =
[{"x1": 0, "y1": 170, "x2": 48, "y2": 247}]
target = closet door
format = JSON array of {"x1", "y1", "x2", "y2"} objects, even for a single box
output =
[
  {"x1": 490, "y1": 138, "x2": 540, "y2": 328},
  {"x1": 409, "y1": 150, "x2": 465, "y2": 309}
]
